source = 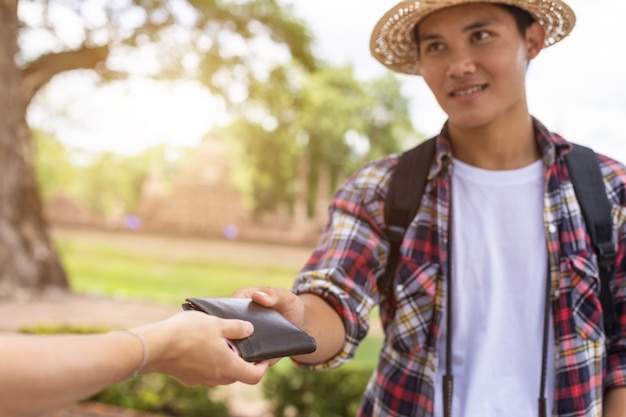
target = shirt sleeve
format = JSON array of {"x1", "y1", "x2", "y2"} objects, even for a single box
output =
[
  {"x1": 599, "y1": 154, "x2": 626, "y2": 389},
  {"x1": 292, "y1": 158, "x2": 394, "y2": 370}
]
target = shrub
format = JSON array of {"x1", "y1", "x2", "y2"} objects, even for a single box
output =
[
  {"x1": 18, "y1": 324, "x2": 111, "y2": 334},
  {"x1": 263, "y1": 366, "x2": 372, "y2": 417},
  {"x1": 89, "y1": 374, "x2": 228, "y2": 417}
]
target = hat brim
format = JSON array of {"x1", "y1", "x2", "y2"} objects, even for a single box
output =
[{"x1": 370, "y1": 0, "x2": 576, "y2": 75}]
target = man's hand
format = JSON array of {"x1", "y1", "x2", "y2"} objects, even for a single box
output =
[
  {"x1": 232, "y1": 286, "x2": 306, "y2": 328},
  {"x1": 232, "y1": 286, "x2": 346, "y2": 365}
]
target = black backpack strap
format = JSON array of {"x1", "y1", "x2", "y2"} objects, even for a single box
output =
[
  {"x1": 565, "y1": 144, "x2": 619, "y2": 338},
  {"x1": 380, "y1": 138, "x2": 437, "y2": 298}
]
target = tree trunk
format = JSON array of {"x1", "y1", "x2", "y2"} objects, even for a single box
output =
[{"x1": 0, "y1": 0, "x2": 68, "y2": 299}]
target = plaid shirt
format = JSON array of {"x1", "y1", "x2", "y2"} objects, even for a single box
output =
[{"x1": 292, "y1": 118, "x2": 626, "y2": 417}]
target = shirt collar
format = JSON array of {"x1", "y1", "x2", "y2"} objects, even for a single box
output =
[{"x1": 429, "y1": 116, "x2": 571, "y2": 179}]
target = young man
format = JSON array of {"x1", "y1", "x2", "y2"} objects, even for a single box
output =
[{"x1": 234, "y1": 1, "x2": 626, "y2": 416}]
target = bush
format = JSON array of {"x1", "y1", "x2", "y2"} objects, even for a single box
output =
[
  {"x1": 89, "y1": 374, "x2": 228, "y2": 417},
  {"x1": 18, "y1": 324, "x2": 111, "y2": 334},
  {"x1": 263, "y1": 366, "x2": 372, "y2": 417}
]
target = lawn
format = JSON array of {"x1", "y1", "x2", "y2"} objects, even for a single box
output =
[
  {"x1": 53, "y1": 229, "x2": 383, "y2": 370},
  {"x1": 55, "y1": 238, "x2": 297, "y2": 306}
]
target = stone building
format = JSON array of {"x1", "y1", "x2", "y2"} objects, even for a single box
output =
[
  {"x1": 136, "y1": 132, "x2": 248, "y2": 238},
  {"x1": 136, "y1": 132, "x2": 329, "y2": 246}
]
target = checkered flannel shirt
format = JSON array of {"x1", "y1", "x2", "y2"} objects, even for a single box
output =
[{"x1": 292, "y1": 118, "x2": 626, "y2": 417}]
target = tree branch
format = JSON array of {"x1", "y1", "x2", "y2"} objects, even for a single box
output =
[{"x1": 20, "y1": 45, "x2": 109, "y2": 105}]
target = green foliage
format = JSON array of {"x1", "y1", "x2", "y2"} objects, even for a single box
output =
[
  {"x1": 18, "y1": 324, "x2": 110, "y2": 335},
  {"x1": 73, "y1": 152, "x2": 138, "y2": 216},
  {"x1": 350, "y1": 334, "x2": 384, "y2": 370},
  {"x1": 226, "y1": 121, "x2": 299, "y2": 215},
  {"x1": 299, "y1": 66, "x2": 368, "y2": 216},
  {"x1": 89, "y1": 374, "x2": 229, "y2": 417},
  {"x1": 20, "y1": 0, "x2": 316, "y2": 108},
  {"x1": 225, "y1": 64, "x2": 305, "y2": 215},
  {"x1": 263, "y1": 367, "x2": 372, "y2": 417},
  {"x1": 33, "y1": 129, "x2": 77, "y2": 201},
  {"x1": 33, "y1": 65, "x2": 417, "y2": 226},
  {"x1": 183, "y1": 0, "x2": 318, "y2": 102},
  {"x1": 229, "y1": 63, "x2": 419, "y2": 218},
  {"x1": 361, "y1": 73, "x2": 422, "y2": 160},
  {"x1": 71, "y1": 145, "x2": 191, "y2": 216},
  {"x1": 34, "y1": 135, "x2": 191, "y2": 219}
]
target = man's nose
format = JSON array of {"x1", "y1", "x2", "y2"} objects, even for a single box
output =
[{"x1": 446, "y1": 51, "x2": 476, "y2": 78}]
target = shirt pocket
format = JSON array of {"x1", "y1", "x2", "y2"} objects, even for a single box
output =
[
  {"x1": 563, "y1": 254, "x2": 604, "y2": 342},
  {"x1": 388, "y1": 261, "x2": 440, "y2": 356}
]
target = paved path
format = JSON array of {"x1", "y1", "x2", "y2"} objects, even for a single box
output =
[{"x1": 0, "y1": 291, "x2": 179, "y2": 332}]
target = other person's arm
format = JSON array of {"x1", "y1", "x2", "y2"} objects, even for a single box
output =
[{"x1": 0, "y1": 311, "x2": 268, "y2": 417}]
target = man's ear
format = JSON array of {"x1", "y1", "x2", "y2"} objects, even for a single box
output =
[{"x1": 526, "y1": 21, "x2": 547, "y2": 59}]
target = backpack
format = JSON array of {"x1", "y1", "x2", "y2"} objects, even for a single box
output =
[{"x1": 381, "y1": 137, "x2": 619, "y2": 338}]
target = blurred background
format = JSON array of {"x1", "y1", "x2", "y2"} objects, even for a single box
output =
[{"x1": 1, "y1": 0, "x2": 625, "y2": 416}]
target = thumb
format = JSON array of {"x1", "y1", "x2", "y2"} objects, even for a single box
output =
[{"x1": 221, "y1": 319, "x2": 254, "y2": 340}]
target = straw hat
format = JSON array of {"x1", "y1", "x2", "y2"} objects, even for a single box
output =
[{"x1": 370, "y1": 0, "x2": 576, "y2": 75}]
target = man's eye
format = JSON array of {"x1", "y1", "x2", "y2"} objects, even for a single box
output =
[
  {"x1": 472, "y1": 31, "x2": 491, "y2": 41},
  {"x1": 425, "y1": 42, "x2": 444, "y2": 52}
]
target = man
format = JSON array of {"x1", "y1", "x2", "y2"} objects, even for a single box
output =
[{"x1": 234, "y1": 1, "x2": 626, "y2": 416}]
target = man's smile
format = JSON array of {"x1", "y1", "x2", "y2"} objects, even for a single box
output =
[{"x1": 450, "y1": 84, "x2": 488, "y2": 97}]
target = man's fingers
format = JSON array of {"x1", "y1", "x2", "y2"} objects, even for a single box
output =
[
  {"x1": 250, "y1": 289, "x2": 276, "y2": 306},
  {"x1": 231, "y1": 286, "x2": 265, "y2": 298},
  {"x1": 232, "y1": 286, "x2": 277, "y2": 304}
]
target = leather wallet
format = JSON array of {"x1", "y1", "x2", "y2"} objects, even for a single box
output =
[{"x1": 182, "y1": 297, "x2": 317, "y2": 362}]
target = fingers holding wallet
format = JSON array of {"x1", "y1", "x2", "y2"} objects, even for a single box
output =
[
  {"x1": 134, "y1": 311, "x2": 268, "y2": 387},
  {"x1": 230, "y1": 287, "x2": 346, "y2": 365},
  {"x1": 182, "y1": 296, "x2": 316, "y2": 363},
  {"x1": 232, "y1": 286, "x2": 306, "y2": 329}
]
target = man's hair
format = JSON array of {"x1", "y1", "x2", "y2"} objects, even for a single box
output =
[
  {"x1": 495, "y1": 4, "x2": 536, "y2": 37},
  {"x1": 414, "y1": 3, "x2": 536, "y2": 51}
]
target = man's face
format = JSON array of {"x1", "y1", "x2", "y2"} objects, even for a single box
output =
[{"x1": 417, "y1": 3, "x2": 545, "y2": 130}]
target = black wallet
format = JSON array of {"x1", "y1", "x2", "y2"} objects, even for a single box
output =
[{"x1": 182, "y1": 297, "x2": 317, "y2": 362}]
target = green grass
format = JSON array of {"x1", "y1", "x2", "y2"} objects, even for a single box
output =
[
  {"x1": 55, "y1": 239, "x2": 297, "y2": 306},
  {"x1": 53, "y1": 233, "x2": 383, "y2": 370},
  {"x1": 349, "y1": 334, "x2": 383, "y2": 370}
]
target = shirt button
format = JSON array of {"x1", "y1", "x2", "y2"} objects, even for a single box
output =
[{"x1": 548, "y1": 223, "x2": 557, "y2": 234}]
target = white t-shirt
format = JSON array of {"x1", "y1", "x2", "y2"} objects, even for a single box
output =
[{"x1": 434, "y1": 158, "x2": 555, "y2": 417}]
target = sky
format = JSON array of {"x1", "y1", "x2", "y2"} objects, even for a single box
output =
[{"x1": 28, "y1": 0, "x2": 626, "y2": 162}]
